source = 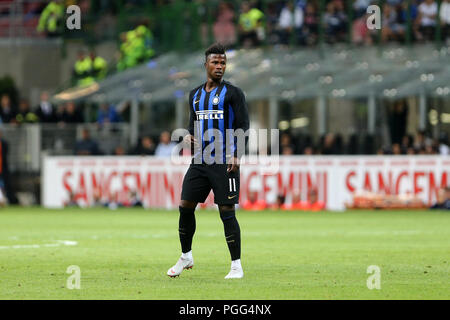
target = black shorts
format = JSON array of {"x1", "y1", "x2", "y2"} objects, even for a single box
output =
[{"x1": 181, "y1": 164, "x2": 240, "y2": 205}]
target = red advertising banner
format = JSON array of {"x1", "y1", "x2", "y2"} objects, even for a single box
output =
[{"x1": 43, "y1": 156, "x2": 449, "y2": 210}]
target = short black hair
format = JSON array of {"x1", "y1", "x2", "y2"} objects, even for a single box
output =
[{"x1": 205, "y1": 43, "x2": 226, "y2": 61}]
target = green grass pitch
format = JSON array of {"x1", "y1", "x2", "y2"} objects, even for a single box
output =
[{"x1": 0, "y1": 207, "x2": 448, "y2": 300}]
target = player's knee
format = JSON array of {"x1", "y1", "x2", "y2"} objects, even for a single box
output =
[{"x1": 180, "y1": 200, "x2": 197, "y2": 209}]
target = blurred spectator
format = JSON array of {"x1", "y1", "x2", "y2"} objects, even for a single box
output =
[
  {"x1": 272, "y1": 193, "x2": 287, "y2": 210},
  {"x1": 283, "y1": 188, "x2": 325, "y2": 211},
  {"x1": 193, "y1": 0, "x2": 210, "y2": 48},
  {"x1": 105, "y1": 191, "x2": 120, "y2": 210},
  {"x1": 392, "y1": 143, "x2": 402, "y2": 155},
  {"x1": 300, "y1": 133, "x2": 313, "y2": 153},
  {"x1": 62, "y1": 101, "x2": 83, "y2": 123},
  {"x1": 417, "y1": 147, "x2": 427, "y2": 154},
  {"x1": 303, "y1": 2, "x2": 319, "y2": 45},
  {"x1": 0, "y1": 130, "x2": 9, "y2": 205},
  {"x1": 389, "y1": 100, "x2": 408, "y2": 144},
  {"x1": 55, "y1": 104, "x2": 66, "y2": 124},
  {"x1": 238, "y1": 1, "x2": 265, "y2": 48},
  {"x1": 155, "y1": 131, "x2": 176, "y2": 157},
  {"x1": 74, "y1": 128, "x2": 100, "y2": 155},
  {"x1": 401, "y1": 134, "x2": 413, "y2": 152},
  {"x1": 321, "y1": 133, "x2": 338, "y2": 155},
  {"x1": 430, "y1": 187, "x2": 450, "y2": 210},
  {"x1": 414, "y1": 130, "x2": 425, "y2": 149},
  {"x1": 278, "y1": 1, "x2": 296, "y2": 46},
  {"x1": 280, "y1": 132, "x2": 297, "y2": 154},
  {"x1": 303, "y1": 145, "x2": 315, "y2": 155},
  {"x1": 438, "y1": 132, "x2": 449, "y2": 155},
  {"x1": 35, "y1": 91, "x2": 56, "y2": 123},
  {"x1": 131, "y1": 136, "x2": 156, "y2": 156},
  {"x1": 0, "y1": 1, "x2": 11, "y2": 17},
  {"x1": 293, "y1": 1, "x2": 306, "y2": 45},
  {"x1": 15, "y1": 99, "x2": 39, "y2": 124},
  {"x1": 241, "y1": 190, "x2": 267, "y2": 210},
  {"x1": 73, "y1": 50, "x2": 94, "y2": 87},
  {"x1": 386, "y1": 0, "x2": 402, "y2": 6},
  {"x1": 92, "y1": 189, "x2": 104, "y2": 207},
  {"x1": 64, "y1": 191, "x2": 79, "y2": 208},
  {"x1": 276, "y1": 1, "x2": 305, "y2": 46},
  {"x1": 0, "y1": 94, "x2": 17, "y2": 124},
  {"x1": 416, "y1": 0, "x2": 438, "y2": 42},
  {"x1": 441, "y1": 0, "x2": 450, "y2": 44},
  {"x1": 347, "y1": 133, "x2": 359, "y2": 154},
  {"x1": 425, "y1": 142, "x2": 436, "y2": 154},
  {"x1": 353, "y1": 0, "x2": 372, "y2": 18},
  {"x1": 117, "y1": 24, "x2": 155, "y2": 71},
  {"x1": 399, "y1": 0, "x2": 419, "y2": 32},
  {"x1": 352, "y1": 12, "x2": 372, "y2": 45},
  {"x1": 285, "y1": 189, "x2": 307, "y2": 210},
  {"x1": 406, "y1": 147, "x2": 416, "y2": 155},
  {"x1": 381, "y1": 3, "x2": 405, "y2": 42},
  {"x1": 304, "y1": 188, "x2": 325, "y2": 211},
  {"x1": 413, "y1": 130, "x2": 432, "y2": 150},
  {"x1": 97, "y1": 103, "x2": 121, "y2": 125},
  {"x1": 377, "y1": 146, "x2": 388, "y2": 155},
  {"x1": 114, "y1": 145, "x2": 126, "y2": 156},
  {"x1": 90, "y1": 51, "x2": 108, "y2": 82},
  {"x1": 265, "y1": 2, "x2": 282, "y2": 45},
  {"x1": 121, "y1": 190, "x2": 143, "y2": 208},
  {"x1": 282, "y1": 145, "x2": 295, "y2": 155},
  {"x1": 213, "y1": 2, "x2": 236, "y2": 47},
  {"x1": 37, "y1": 0, "x2": 64, "y2": 37},
  {"x1": 323, "y1": 1, "x2": 347, "y2": 44},
  {"x1": 334, "y1": 133, "x2": 344, "y2": 153}
]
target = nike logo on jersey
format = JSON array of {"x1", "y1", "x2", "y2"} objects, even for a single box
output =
[{"x1": 228, "y1": 195, "x2": 237, "y2": 200}]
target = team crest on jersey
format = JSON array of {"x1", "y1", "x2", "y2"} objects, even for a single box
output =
[{"x1": 212, "y1": 96, "x2": 220, "y2": 106}]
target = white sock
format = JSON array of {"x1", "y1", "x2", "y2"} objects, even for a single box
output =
[
  {"x1": 181, "y1": 251, "x2": 192, "y2": 260},
  {"x1": 231, "y1": 259, "x2": 242, "y2": 269}
]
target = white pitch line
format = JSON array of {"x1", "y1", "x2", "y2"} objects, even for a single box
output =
[{"x1": 0, "y1": 240, "x2": 78, "y2": 250}]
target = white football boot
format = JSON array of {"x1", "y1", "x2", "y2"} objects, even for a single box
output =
[
  {"x1": 225, "y1": 260, "x2": 244, "y2": 279},
  {"x1": 167, "y1": 255, "x2": 194, "y2": 278}
]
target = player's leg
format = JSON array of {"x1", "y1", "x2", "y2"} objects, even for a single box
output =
[
  {"x1": 167, "y1": 200, "x2": 197, "y2": 278},
  {"x1": 218, "y1": 204, "x2": 243, "y2": 279},
  {"x1": 167, "y1": 165, "x2": 210, "y2": 277},
  {"x1": 210, "y1": 164, "x2": 243, "y2": 279},
  {"x1": 178, "y1": 199, "x2": 197, "y2": 263}
]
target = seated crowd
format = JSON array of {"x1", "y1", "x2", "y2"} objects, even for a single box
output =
[
  {"x1": 241, "y1": 189, "x2": 326, "y2": 211},
  {"x1": 345, "y1": 186, "x2": 450, "y2": 210}
]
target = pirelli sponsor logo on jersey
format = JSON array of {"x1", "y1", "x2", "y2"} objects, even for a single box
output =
[{"x1": 195, "y1": 110, "x2": 224, "y2": 120}]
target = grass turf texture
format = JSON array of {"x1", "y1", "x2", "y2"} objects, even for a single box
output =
[{"x1": 0, "y1": 207, "x2": 448, "y2": 300}]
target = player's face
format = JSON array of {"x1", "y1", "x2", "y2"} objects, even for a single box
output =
[{"x1": 205, "y1": 54, "x2": 226, "y2": 81}]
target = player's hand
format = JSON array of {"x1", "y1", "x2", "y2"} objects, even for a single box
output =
[
  {"x1": 227, "y1": 157, "x2": 240, "y2": 173},
  {"x1": 183, "y1": 134, "x2": 199, "y2": 147}
]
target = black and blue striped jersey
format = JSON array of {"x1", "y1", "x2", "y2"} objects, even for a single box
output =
[{"x1": 188, "y1": 80, "x2": 249, "y2": 164}]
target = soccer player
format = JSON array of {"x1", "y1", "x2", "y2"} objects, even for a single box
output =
[{"x1": 167, "y1": 43, "x2": 249, "y2": 279}]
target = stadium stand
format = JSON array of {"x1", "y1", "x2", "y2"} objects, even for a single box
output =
[{"x1": 0, "y1": 0, "x2": 449, "y2": 206}]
